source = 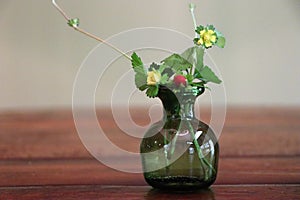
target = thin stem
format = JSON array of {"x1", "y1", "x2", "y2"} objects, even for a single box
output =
[
  {"x1": 189, "y1": 3, "x2": 198, "y2": 38},
  {"x1": 187, "y1": 121, "x2": 216, "y2": 180},
  {"x1": 51, "y1": 0, "x2": 131, "y2": 61},
  {"x1": 163, "y1": 131, "x2": 170, "y2": 174},
  {"x1": 189, "y1": 3, "x2": 199, "y2": 76},
  {"x1": 74, "y1": 27, "x2": 131, "y2": 60},
  {"x1": 170, "y1": 122, "x2": 182, "y2": 156},
  {"x1": 52, "y1": 0, "x2": 70, "y2": 21},
  {"x1": 187, "y1": 121, "x2": 207, "y2": 179}
]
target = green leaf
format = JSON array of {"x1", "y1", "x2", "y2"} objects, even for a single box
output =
[
  {"x1": 193, "y1": 38, "x2": 199, "y2": 45},
  {"x1": 190, "y1": 82, "x2": 205, "y2": 88},
  {"x1": 200, "y1": 66, "x2": 222, "y2": 84},
  {"x1": 186, "y1": 74, "x2": 194, "y2": 83},
  {"x1": 181, "y1": 46, "x2": 204, "y2": 71},
  {"x1": 68, "y1": 18, "x2": 80, "y2": 28},
  {"x1": 215, "y1": 31, "x2": 226, "y2": 48},
  {"x1": 207, "y1": 24, "x2": 215, "y2": 31},
  {"x1": 162, "y1": 54, "x2": 192, "y2": 71},
  {"x1": 149, "y1": 62, "x2": 160, "y2": 71},
  {"x1": 135, "y1": 73, "x2": 148, "y2": 91},
  {"x1": 146, "y1": 85, "x2": 159, "y2": 98},
  {"x1": 194, "y1": 68, "x2": 201, "y2": 79},
  {"x1": 160, "y1": 74, "x2": 169, "y2": 85},
  {"x1": 195, "y1": 47, "x2": 204, "y2": 68},
  {"x1": 216, "y1": 36, "x2": 226, "y2": 48},
  {"x1": 131, "y1": 52, "x2": 145, "y2": 73},
  {"x1": 195, "y1": 25, "x2": 204, "y2": 34},
  {"x1": 181, "y1": 47, "x2": 195, "y2": 64},
  {"x1": 158, "y1": 64, "x2": 166, "y2": 74},
  {"x1": 158, "y1": 64, "x2": 173, "y2": 77},
  {"x1": 131, "y1": 52, "x2": 147, "y2": 91}
]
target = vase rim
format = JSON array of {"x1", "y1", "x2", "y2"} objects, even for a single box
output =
[{"x1": 158, "y1": 85, "x2": 205, "y2": 97}]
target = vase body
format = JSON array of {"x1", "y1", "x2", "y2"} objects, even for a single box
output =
[{"x1": 140, "y1": 86, "x2": 219, "y2": 190}]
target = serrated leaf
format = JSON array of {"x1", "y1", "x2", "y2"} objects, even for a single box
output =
[
  {"x1": 131, "y1": 52, "x2": 145, "y2": 73},
  {"x1": 146, "y1": 85, "x2": 159, "y2": 98},
  {"x1": 207, "y1": 24, "x2": 216, "y2": 30},
  {"x1": 162, "y1": 54, "x2": 192, "y2": 71},
  {"x1": 193, "y1": 38, "x2": 199, "y2": 44},
  {"x1": 131, "y1": 52, "x2": 142, "y2": 67},
  {"x1": 200, "y1": 66, "x2": 222, "y2": 84},
  {"x1": 131, "y1": 52, "x2": 147, "y2": 91},
  {"x1": 68, "y1": 18, "x2": 80, "y2": 28},
  {"x1": 195, "y1": 25, "x2": 204, "y2": 34}
]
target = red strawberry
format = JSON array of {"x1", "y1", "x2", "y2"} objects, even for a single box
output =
[{"x1": 173, "y1": 75, "x2": 187, "y2": 87}]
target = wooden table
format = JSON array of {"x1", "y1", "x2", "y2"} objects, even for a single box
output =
[{"x1": 0, "y1": 107, "x2": 299, "y2": 199}]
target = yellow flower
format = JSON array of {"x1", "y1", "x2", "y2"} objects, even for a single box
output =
[
  {"x1": 147, "y1": 71, "x2": 161, "y2": 85},
  {"x1": 197, "y1": 29, "x2": 217, "y2": 48}
]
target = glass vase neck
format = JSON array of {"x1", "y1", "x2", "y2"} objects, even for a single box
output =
[{"x1": 157, "y1": 86, "x2": 204, "y2": 120}]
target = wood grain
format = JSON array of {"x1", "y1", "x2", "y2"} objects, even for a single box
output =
[
  {"x1": 0, "y1": 185, "x2": 299, "y2": 200},
  {"x1": 0, "y1": 157, "x2": 298, "y2": 187},
  {"x1": 0, "y1": 107, "x2": 299, "y2": 199},
  {"x1": 0, "y1": 107, "x2": 299, "y2": 159}
]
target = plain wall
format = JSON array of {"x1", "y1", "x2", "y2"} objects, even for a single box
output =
[{"x1": 0, "y1": 0, "x2": 299, "y2": 110}]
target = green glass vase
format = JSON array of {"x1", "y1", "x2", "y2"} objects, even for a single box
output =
[{"x1": 140, "y1": 86, "x2": 219, "y2": 191}]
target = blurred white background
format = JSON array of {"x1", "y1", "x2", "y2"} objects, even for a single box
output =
[{"x1": 0, "y1": 0, "x2": 299, "y2": 110}]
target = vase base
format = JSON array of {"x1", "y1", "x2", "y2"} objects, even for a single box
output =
[{"x1": 145, "y1": 175, "x2": 214, "y2": 191}]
